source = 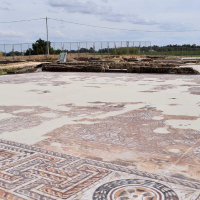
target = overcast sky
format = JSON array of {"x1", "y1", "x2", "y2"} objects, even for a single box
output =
[{"x1": 0, "y1": 0, "x2": 200, "y2": 46}]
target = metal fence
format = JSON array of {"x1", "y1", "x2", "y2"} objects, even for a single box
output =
[
  {"x1": 0, "y1": 41, "x2": 200, "y2": 61},
  {"x1": 0, "y1": 43, "x2": 38, "y2": 61},
  {"x1": 147, "y1": 46, "x2": 200, "y2": 57},
  {"x1": 0, "y1": 41, "x2": 151, "y2": 60}
]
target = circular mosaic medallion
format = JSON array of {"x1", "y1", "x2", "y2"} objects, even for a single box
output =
[{"x1": 93, "y1": 179, "x2": 179, "y2": 200}]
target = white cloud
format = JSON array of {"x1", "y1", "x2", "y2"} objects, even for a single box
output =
[
  {"x1": 0, "y1": 6, "x2": 11, "y2": 11},
  {"x1": 48, "y1": 0, "x2": 111, "y2": 15},
  {"x1": 47, "y1": 0, "x2": 158, "y2": 25},
  {"x1": 55, "y1": 30, "x2": 65, "y2": 37},
  {"x1": 0, "y1": 31, "x2": 23, "y2": 37},
  {"x1": 0, "y1": 0, "x2": 200, "y2": 45}
]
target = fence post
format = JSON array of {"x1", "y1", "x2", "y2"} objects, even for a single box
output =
[
  {"x1": 12, "y1": 45, "x2": 14, "y2": 61},
  {"x1": 28, "y1": 44, "x2": 31, "y2": 59},
  {"x1": 127, "y1": 41, "x2": 129, "y2": 55},
  {"x1": 37, "y1": 44, "x2": 39, "y2": 56},
  {"x1": 61, "y1": 42, "x2": 64, "y2": 58},
  {"x1": 78, "y1": 42, "x2": 80, "y2": 59},
  {"x1": 86, "y1": 42, "x2": 88, "y2": 57},
  {"x1": 107, "y1": 42, "x2": 109, "y2": 55},
  {"x1": 69, "y1": 42, "x2": 71, "y2": 58},
  {"x1": 101, "y1": 41, "x2": 102, "y2": 58},
  {"x1": 182, "y1": 47, "x2": 183, "y2": 57},
  {"x1": 53, "y1": 43, "x2": 55, "y2": 58},
  {"x1": 121, "y1": 41, "x2": 122, "y2": 55},
  {"x1": 4, "y1": 44, "x2": 6, "y2": 60},
  {"x1": 139, "y1": 42, "x2": 141, "y2": 56},
  {"x1": 61, "y1": 42, "x2": 63, "y2": 52},
  {"x1": 114, "y1": 42, "x2": 116, "y2": 55},
  {"x1": 150, "y1": 42, "x2": 152, "y2": 55},
  {"x1": 21, "y1": 44, "x2": 22, "y2": 60},
  {"x1": 93, "y1": 42, "x2": 95, "y2": 57}
]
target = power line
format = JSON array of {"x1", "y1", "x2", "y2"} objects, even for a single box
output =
[
  {"x1": 48, "y1": 18, "x2": 200, "y2": 33},
  {"x1": 1, "y1": 17, "x2": 200, "y2": 33},
  {"x1": 0, "y1": 18, "x2": 45, "y2": 24}
]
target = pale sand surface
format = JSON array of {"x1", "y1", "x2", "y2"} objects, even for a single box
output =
[
  {"x1": 0, "y1": 113, "x2": 16, "y2": 120},
  {"x1": 153, "y1": 127, "x2": 170, "y2": 134},
  {"x1": 0, "y1": 62, "x2": 43, "y2": 69},
  {"x1": 181, "y1": 64, "x2": 200, "y2": 73}
]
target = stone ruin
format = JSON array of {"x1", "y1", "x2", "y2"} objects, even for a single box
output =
[{"x1": 42, "y1": 56, "x2": 200, "y2": 74}]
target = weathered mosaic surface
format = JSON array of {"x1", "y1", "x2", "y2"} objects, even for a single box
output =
[
  {"x1": 93, "y1": 179, "x2": 179, "y2": 200},
  {"x1": 0, "y1": 139, "x2": 200, "y2": 200},
  {"x1": 0, "y1": 72, "x2": 200, "y2": 199}
]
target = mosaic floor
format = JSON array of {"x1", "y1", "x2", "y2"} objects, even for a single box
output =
[
  {"x1": 0, "y1": 139, "x2": 200, "y2": 200},
  {"x1": 0, "y1": 72, "x2": 200, "y2": 199}
]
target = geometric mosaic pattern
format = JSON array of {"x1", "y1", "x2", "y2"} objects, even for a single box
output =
[
  {"x1": 0, "y1": 140, "x2": 111, "y2": 200},
  {"x1": 0, "y1": 139, "x2": 200, "y2": 200},
  {"x1": 93, "y1": 179, "x2": 179, "y2": 200}
]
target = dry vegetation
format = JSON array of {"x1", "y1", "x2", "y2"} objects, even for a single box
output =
[{"x1": 0, "y1": 53, "x2": 156, "y2": 62}]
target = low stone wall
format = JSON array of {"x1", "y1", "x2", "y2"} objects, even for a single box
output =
[
  {"x1": 1, "y1": 58, "x2": 199, "y2": 75},
  {"x1": 42, "y1": 64, "x2": 105, "y2": 73},
  {"x1": 0, "y1": 66, "x2": 38, "y2": 75},
  {"x1": 42, "y1": 62, "x2": 199, "y2": 74},
  {"x1": 104, "y1": 62, "x2": 180, "y2": 70},
  {"x1": 127, "y1": 66, "x2": 199, "y2": 74},
  {"x1": 0, "y1": 60, "x2": 25, "y2": 64},
  {"x1": 41, "y1": 58, "x2": 200, "y2": 74},
  {"x1": 77, "y1": 57, "x2": 101, "y2": 61},
  {"x1": 0, "y1": 63, "x2": 44, "y2": 75}
]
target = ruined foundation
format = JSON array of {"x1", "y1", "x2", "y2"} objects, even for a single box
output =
[{"x1": 42, "y1": 56, "x2": 200, "y2": 74}]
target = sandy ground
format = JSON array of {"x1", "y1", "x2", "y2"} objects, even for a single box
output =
[
  {"x1": 0, "y1": 62, "x2": 45, "y2": 70},
  {"x1": 182, "y1": 64, "x2": 200, "y2": 73},
  {"x1": 0, "y1": 72, "x2": 200, "y2": 199}
]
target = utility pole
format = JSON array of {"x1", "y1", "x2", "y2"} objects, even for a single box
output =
[{"x1": 46, "y1": 17, "x2": 49, "y2": 55}]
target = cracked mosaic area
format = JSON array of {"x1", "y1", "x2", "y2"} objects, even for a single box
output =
[
  {"x1": 0, "y1": 72, "x2": 200, "y2": 199},
  {"x1": 0, "y1": 140, "x2": 200, "y2": 200}
]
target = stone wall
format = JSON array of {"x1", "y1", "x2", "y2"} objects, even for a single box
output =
[
  {"x1": 42, "y1": 63, "x2": 105, "y2": 73},
  {"x1": 127, "y1": 66, "x2": 199, "y2": 74},
  {"x1": 42, "y1": 61, "x2": 199, "y2": 74}
]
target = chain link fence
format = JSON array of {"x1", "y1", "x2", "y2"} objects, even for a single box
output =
[
  {"x1": 1, "y1": 41, "x2": 200, "y2": 61},
  {"x1": 0, "y1": 41, "x2": 151, "y2": 61}
]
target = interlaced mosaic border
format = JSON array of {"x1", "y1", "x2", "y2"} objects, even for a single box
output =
[{"x1": 0, "y1": 139, "x2": 199, "y2": 200}]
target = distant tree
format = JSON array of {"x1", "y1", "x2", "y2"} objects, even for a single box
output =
[
  {"x1": 54, "y1": 49, "x2": 62, "y2": 54},
  {"x1": 5, "y1": 51, "x2": 21, "y2": 56},
  {"x1": 80, "y1": 48, "x2": 88, "y2": 53},
  {"x1": 25, "y1": 38, "x2": 54, "y2": 55},
  {"x1": 88, "y1": 47, "x2": 94, "y2": 53}
]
